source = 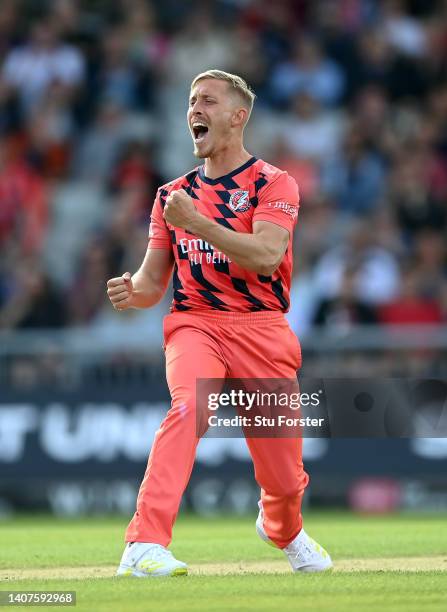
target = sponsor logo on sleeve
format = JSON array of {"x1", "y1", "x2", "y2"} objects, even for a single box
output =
[{"x1": 267, "y1": 201, "x2": 298, "y2": 219}]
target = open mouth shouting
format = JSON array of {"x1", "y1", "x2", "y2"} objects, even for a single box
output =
[{"x1": 192, "y1": 121, "x2": 209, "y2": 144}]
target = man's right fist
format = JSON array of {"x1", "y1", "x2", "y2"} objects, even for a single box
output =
[{"x1": 107, "y1": 272, "x2": 134, "y2": 310}]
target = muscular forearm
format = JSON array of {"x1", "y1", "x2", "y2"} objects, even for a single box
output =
[
  {"x1": 128, "y1": 269, "x2": 167, "y2": 309},
  {"x1": 107, "y1": 248, "x2": 173, "y2": 312},
  {"x1": 188, "y1": 214, "x2": 282, "y2": 276}
]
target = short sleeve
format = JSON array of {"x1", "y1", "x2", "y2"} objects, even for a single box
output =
[
  {"x1": 148, "y1": 190, "x2": 171, "y2": 249},
  {"x1": 252, "y1": 172, "x2": 300, "y2": 236}
]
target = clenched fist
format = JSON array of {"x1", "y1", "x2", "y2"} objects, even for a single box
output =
[
  {"x1": 107, "y1": 272, "x2": 134, "y2": 310},
  {"x1": 163, "y1": 189, "x2": 198, "y2": 230}
]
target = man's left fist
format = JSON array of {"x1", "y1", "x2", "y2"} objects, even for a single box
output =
[{"x1": 163, "y1": 189, "x2": 198, "y2": 230}]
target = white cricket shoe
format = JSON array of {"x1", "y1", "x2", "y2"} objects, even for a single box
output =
[
  {"x1": 256, "y1": 502, "x2": 332, "y2": 573},
  {"x1": 116, "y1": 542, "x2": 188, "y2": 577}
]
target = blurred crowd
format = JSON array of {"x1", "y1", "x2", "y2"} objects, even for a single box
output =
[{"x1": 0, "y1": 0, "x2": 447, "y2": 348}]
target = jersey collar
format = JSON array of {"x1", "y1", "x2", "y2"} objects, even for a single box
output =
[{"x1": 198, "y1": 156, "x2": 257, "y2": 185}]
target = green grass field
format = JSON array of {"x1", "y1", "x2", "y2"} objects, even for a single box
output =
[{"x1": 1, "y1": 512, "x2": 446, "y2": 611}]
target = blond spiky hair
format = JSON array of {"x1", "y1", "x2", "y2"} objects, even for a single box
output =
[{"x1": 191, "y1": 69, "x2": 256, "y2": 120}]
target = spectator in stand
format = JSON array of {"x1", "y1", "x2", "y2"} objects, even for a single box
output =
[
  {"x1": 66, "y1": 239, "x2": 114, "y2": 325},
  {"x1": 293, "y1": 193, "x2": 342, "y2": 264},
  {"x1": 352, "y1": 27, "x2": 428, "y2": 100},
  {"x1": 50, "y1": 0, "x2": 82, "y2": 39},
  {"x1": 246, "y1": 1, "x2": 294, "y2": 70},
  {"x1": 390, "y1": 147, "x2": 446, "y2": 237},
  {"x1": 123, "y1": 0, "x2": 171, "y2": 83},
  {"x1": 313, "y1": 266, "x2": 378, "y2": 330},
  {"x1": 165, "y1": 7, "x2": 234, "y2": 83},
  {"x1": 378, "y1": 265, "x2": 443, "y2": 326},
  {"x1": 312, "y1": 219, "x2": 400, "y2": 306},
  {"x1": 351, "y1": 85, "x2": 391, "y2": 154},
  {"x1": 25, "y1": 80, "x2": 75, "y2": 178},
  {"x1": 412, "y1": 230, "x2": 447, "y2": 301},
  {"x1": 92, "y1": 21, "x2": 161, "y2": 113},
  {"x1": 0, "y1": 263, "x2": 67, "y2": 329},
  {"x1": 278, "y1": 92, "x2": 345, "y2": 162},
  {"x1": 381, "y1": 0, "x2": 428, "y2": 58},
  {"x1": 110, "y1": 140, "x2": 160, "y2": 204},
  {"x1": 0, "y1": 136, "x2": 49, "y2": 256},
  {"x1": 0, "y1": 17, "x2": 85, "y2": 119},
  {"x1": 94, "y1": 26, "x2": 141, "y2": 111},
  {"x1": 73, "y1": 98, "x2": 129, "y2": 183},
  {"x1": 0, "y1": 0, "x2": 19, "y2": 62},
  {"x1": 269, "y1": 36, "x2": 346, "y2": 109},
  {"x1": 321, "y1": 124, "x2": 386, "y2": 215},
  {"x1": 228, "y1": 22, "x2": 269, "y2": 103}
]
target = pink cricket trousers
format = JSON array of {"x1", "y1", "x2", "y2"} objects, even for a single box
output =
[{"x1": 125, "y1": 310, "x2": 309, "y2": 549}]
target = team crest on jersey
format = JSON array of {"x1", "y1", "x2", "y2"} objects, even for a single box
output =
[{"x1": 229, "y1": 190, "x2": 251, "y2": 213}]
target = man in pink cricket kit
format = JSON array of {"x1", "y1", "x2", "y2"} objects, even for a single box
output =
[{"x1": 107, "y1": 70, "x2": 332, "y2": 577}]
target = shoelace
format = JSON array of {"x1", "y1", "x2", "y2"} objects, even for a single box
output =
[
  {"x1": 288, "y1": 537, "x2": 321, "y2": 562},
  {"x1": 143, "y1": 544, "x2": 175, "y2": 562}
]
